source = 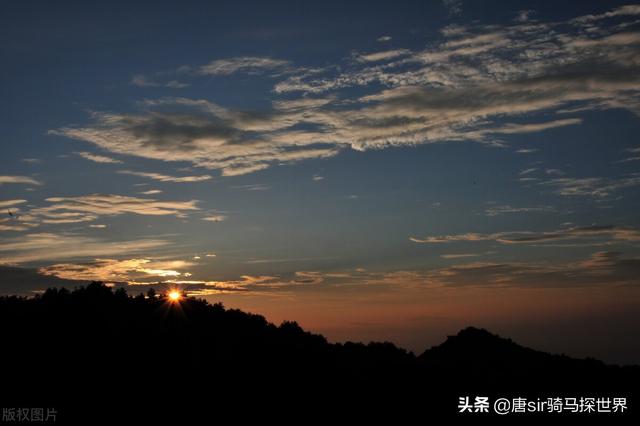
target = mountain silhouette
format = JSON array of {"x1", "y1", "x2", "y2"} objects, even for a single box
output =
[{"x1": 1, "y1": 282, "x2": 637, "y2": 422}]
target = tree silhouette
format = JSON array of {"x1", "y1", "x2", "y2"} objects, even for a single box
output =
[
  {"x1": 1, "y1": 282, "x2": 637, "y2": 422},
  {"x1": 146, "y1": 288, "x2": 156, "y2": 299}
]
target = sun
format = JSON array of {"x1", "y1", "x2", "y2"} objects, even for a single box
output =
[{"x1": 168, "y1": 290, "x2": 182, "y2": 302}]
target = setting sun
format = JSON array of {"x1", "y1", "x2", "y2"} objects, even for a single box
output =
[{"x1": 168, "y1": 290, "x2": 182, "y2": 302}]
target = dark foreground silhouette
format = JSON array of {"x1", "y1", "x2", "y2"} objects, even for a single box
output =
[{"x1": 1, "y1": 283, "x2": 637, "y2": 422}]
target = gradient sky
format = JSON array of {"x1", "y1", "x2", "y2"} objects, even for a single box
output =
[{"x1": 2, "y1": 0, "x2": 640, "y2": 363}]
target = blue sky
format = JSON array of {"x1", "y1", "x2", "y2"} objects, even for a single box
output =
[{"x1": 1, "y1": 0, "x2": 640, "y2": 362}]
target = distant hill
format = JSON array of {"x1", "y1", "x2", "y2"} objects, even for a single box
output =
[{"x1": 1, "y1": 282, "x2": 637, "y2": 422}]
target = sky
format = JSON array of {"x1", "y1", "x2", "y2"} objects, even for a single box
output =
[{"x1": 1, "y1": 0, "x2": 640, "y2": 364}]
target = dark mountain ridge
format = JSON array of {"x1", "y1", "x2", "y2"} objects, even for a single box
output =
[{"x1": 1, "y1": 282, "x2": 637, "y2": 422}]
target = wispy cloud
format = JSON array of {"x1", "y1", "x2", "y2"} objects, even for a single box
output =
[
  {"x1": 0, "y1": 233, "x2": 171, "y2": 264},
  {"x1": 519, "y1": 168, "x2": 538, "y2": 175},
  {"x1": 202, "y1": 214, "x2": 227, "y2": 222},
  {"x1": 440, "y1": 253, "x2": 481, "y2": 259},
  {"x1": 515, "y1": 148, "x2": 538, "y2": 154},
  {"x1": 75, "y1": 151, "x2": 122, "y2": 164},
  {"x1": 39, "y1": 258, "x2": 194, "y2": 281},
  {"x1": 540, "y1": 174, "x2": 640, "y2": 198},
  {"x1": 410, "y1": 225, "x2": 640, "y2": 245},
  {"x1": 198, "y1": 56, "x2": 291, "y2": 75},
  {"x1": 0, "y1": 192, "x2": 200, "y2": 231},
  {"x1": 12, "y1": 194, "x2": 201, "y2": 227},
  {"x1": 484, "y1": 205, "x2": 556, "y2": 216},
  {"x1": 51, "y1": 98, "x2": 339, "y2": 176},
  {"x1": 618, "y1": 146, "x2": 640, "y2": 163},
  {"x1": 425, "y1": 251, "x2": 640, "y2": 288},
  {"x1": 490, "y1": 118, "x2": 582, "y2": 135},
  {"x1": 118, "y1": 170, "x2": 212, "y2": 183},
  {"x1": 23, "y1": 248, "x2": 640, "y2": 293},
  {"x1": 230, "y1": 184, "x2": 270, "y2": 191},
  {"x1": 50, "y1": 5, "x2": 640, "y2": 176},
  {"x1": 570, "y1": 4, "x2": 640, "y2": 24},
  {"x1": 0, "y1": 176, "x2": 42, "y2": 186},
  {"x1": 0, "y1": 199, "x2": 27, "y2": 208}
]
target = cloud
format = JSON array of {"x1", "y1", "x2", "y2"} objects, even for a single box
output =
[
  {"x1": 0, "y1": 204, "x2": 40, "y2": 231},
  {"x1": 497, "y1": 226, "x2": 640, "y2": 244},
  {"x1": 410, "y1": 225, "x2": 640, "y2": 245},
  {"x1": 205, "y1": 251, "x2": 640, "y2": 291},
  {"x1": 545, "y1": 169, "x2": 565, "y2": 176},
  {"x1": 139, "y1": 189, "x2": 162, "y2": 195},
  {"x1": 515, "y1": 148, "x2": 538, "y2": 154},
  {"x1": 0, "y1": 233, "x2": 171, "y2": 264},
  {"x1": 51, "y1": 99, "x2": 340, "y2": 176},
  {"x1": 440, "y1": 253, "x2": 481, "y2": 259},
  {"x1": 118, "y1": 170, "x2": 212, "y2": 183},
  {"x1": 27, "y1": 194, "x2": 199, "y2": 225},
  {"x1": 520, "y1": 168, "x2": 538, "y2": 175},
  {"x1": 489, "y1": 118, "x2": 582, "y2": 134},
  {"x1": 35, "y1": 263, "x2": 327, "y2": 294},
  {"x1": 202, "y1": 214, "x2": 227, "y2": 222},
  {"x1": 484, "y1": 205, "x2": 556, "y2": 216},
  {"x1": 410, "y1": 233, "x2": 494, "y2": 244},
  {"x1": 15, "y1": 249, "x2": 640, "y2": 295},
  {"x1": 571, "y1": 4, "x2": 640, "y2": 24},
  {"x1": 0, "y1": 176, "x2": 42, "y2": 186},
  {"x1": 377, "y1": 36, "x2": 392, "y2": 42},
  {"x1": 75, "y1": 151, "x2": 123, "y2": 164},
  {"x1": 540, "y1": 174, "x2": 640, "y2": 198},
  {"x1": 39, "y1": 258, "x2": 194, "y2": 282},
  {"x1": 230, "y1": 184, "x2": 270, "y2": 191},
  {"x1": 172, "y1": 271, "x2": 334, "y2": 295},
  {"x1": 198, "y1": 57, "x2": 291, "y2": 75},
  {"x1": 619, "y1": 146, "x2": 640, "y2": 162},
  {"x1": 425, "y1": 251, "x2": 640, "y2": 288},
  {"x1": 0, "y1": 199, "x2": 27, "y2": 208},
  {"x1": 50, "y1": 6, "x2": 640, "y2": 175},
  {"x1": 0, "y1": 223, "x2": 37, "y2": 232}
]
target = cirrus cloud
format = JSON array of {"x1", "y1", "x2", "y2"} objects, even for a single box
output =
[
  {"x1": 75, "y1": 151, "x2": 123, "y2": 164},
  {"x1": 0, "y1": 176, "x2": 42, "y2": 186},
  {"x1": 0, "y1": 233, "x2": 172, "y2": 264},
  {"x1": 49, "y1": 5, "x2": 640, "y2": 176},
  {"x1": 118, "y1": 170, "x2": 212, "y2": 183},
  {"x1": 410, "y1": 225, "x2": 640, "y2": 245}
]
